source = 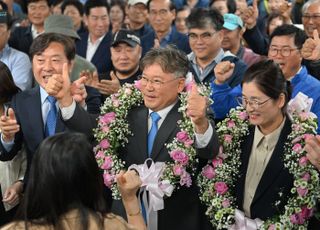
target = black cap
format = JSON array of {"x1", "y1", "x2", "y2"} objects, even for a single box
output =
[
  {"x1": 0, "y1": 11, "x2": 11, "y2": 26},
  {"x1": 112, "y1": 29, "x2": 141, "y2": 47}
]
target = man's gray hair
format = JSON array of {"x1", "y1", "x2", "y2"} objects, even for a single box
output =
[
  {"x1": 302, "y1": 0, "x2": 320, "y2": 14},
  {"x1": 140, "y1": 46, "x2": 189, "y2": 78}
]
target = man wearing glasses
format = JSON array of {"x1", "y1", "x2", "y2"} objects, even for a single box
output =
[{"x1": 211, "y1": 24, "x2": 320, "y2": 133}]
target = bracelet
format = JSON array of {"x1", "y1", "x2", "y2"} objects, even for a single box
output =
[{"x1": 127, "y1": 209, "x2": 141, "y2": 216}]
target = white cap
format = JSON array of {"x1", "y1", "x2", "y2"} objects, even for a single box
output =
[{"x1": 128, "y1": 0, "x2": 148, "y2": 6}]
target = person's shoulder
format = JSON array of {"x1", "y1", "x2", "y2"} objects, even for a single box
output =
[{"x1": 103, "y1": 213, "x2": 138, "y2": 230}]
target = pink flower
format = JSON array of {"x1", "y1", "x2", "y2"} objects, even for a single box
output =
[
  {"x1": 290, "y1": 214, "x2": 304, "y2": 225},
  {"x1": 124, "y1": 87, "x2": 132, "y2": 95},
  {"x1": 113, "y1": 100, "x2": 120, "y2": 107},
  {"x1": 292, "y1": 136, "x2": 302, "y2": 144},
  {"x1": 297, "y1": 187, "x2": 308, "y2": 197},
  {"x1": 292, "y1": 143, "x2": 302, "y2": 154},
  {"x1": 176, "y1": 131, "x2": 189, "y2": 142},
  {"x1": 100, "y1": 139, "x2": 110, "y2": 149},
  {"x1": 222, "y1": 199, "x2": 230, "y2": 208},
  {"x1": 212, "y1": 158, "x2": 223, "y2": 168},
  {"x1": 103, "y1": 173, "x2": 114, "y2": 188},
  {"x1": 202, "y1": 165, "x2": 215, "y2": 179},
  {"x1": 238, "y1": 111, "x2": 248, "y2": 120},
  {"x1": 173, "y1": 165, "x2": 185, "y2": 176},
  {"x1": 227, "y1": 120, "x2": 235, "y2": 128},
  {"x1": 100, "y1": 112, "x2": 116, "y2": 124},
  {"x1": 185, "y1": 82, "x2": 192, "y2": 92},
  {"x1": 304, "y1": 134, "x2": 314, "y2": 141},
  {"x1": 300, "y1": 112, "x2": 309, "y2": 121},
  {"x1": 300, "y1": 206, "x2": 313, "y2": 219},
  {"x1": 95, "y1": 150, "x2": 104, "y2": 159},
  {"x1": 218, "y1": 146, "x2": 227, "y2": 159},
  {"x1": 224, "y1": 134, "x2": 233, "y2": 143},
  {"x1": 214, "y1": 182, "x2": 228, "y2": 195},
  {"x1": 293, "y1": 124, "x2": 302, "y2": 132},
  {"x1": 302, "y1": 172, "x2": 310, "y2": 181},
  {"x1": 268, "y1": 225, "x2": 275, "y2": 230},
  {"x1": 184, "y1": 139, "x2": 194, "y2": 147},
  {"x1": 102, "y1": 126, "x2": 110, "y2": 133},
  {"x1": 180, "y1": 172, "x2": 192, "y2": 187},
  {"x1": 170, "y1": 150, "x2": 189, "y2": 165},
  {"x1": 299, "y1": 156, "x2": 308, "y2": 167},
  {"x1": 134, "y1": 80, "x2": 141, "y2": 89},
  {"x1": 101, "y1": 156, "x2": 113, "y2": 170}
]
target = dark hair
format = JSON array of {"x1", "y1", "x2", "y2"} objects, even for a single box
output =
[
  {"x1": 52, "y1": 0, "x2": 63, "y2": 7},
  {"x1": 110, "y1": 0, "x2": 126, "y2": 22},
  {"x1": 176, "y1": 5, "x2": 191, "y2": 14},
  {"x1": 15, "y1": 132, "x2": 109, "y2": 229},
  {"x1": 84, "y1": 0, "x2": 109, "y2": 16},
  {"x1": 266, "y1": 12, "x2": 286, "y2": 35},
  {"x1": 61, "y1": 0, "x2": 84, "y2": 16},
  {"x1": 0, "y1": 10, "x2": 13, "y2": 29},
  {"x1": 29, "y1": 33, "x2": 76, "y2": 61},
  {"x1": 270, "y1": 24, "x2": 307, "y2": 49},
  {"x1": 140, "y1": 45, "x2": 189, "y2": 78},
  {"x1": 186, "y1": 8, "x2": 224, "y2": 31},
  {"x1": 242, "y1": 59, "x2": 292, "y2": 113},
  {"x1": 27, "y1": 0, "x2": 50, "y2": 6},
  {"x1": 147, "y1": 0, "x2": 176, "y2": 12},
  {"x1": 209, "y1": 0, "x2": 236, "y2": 14},
  {"x1": 0, "y1": 61, "x2": 20, "y2": 105},
  {"x1": 0, "y1": 1, "x2": 8, "y2": 11}
]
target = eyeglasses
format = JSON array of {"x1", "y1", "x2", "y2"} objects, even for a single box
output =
[
  {"x1": 236, "y1": 96, "x2": 271, "y2": 110},
  {"x1": 302, "y1": 14, "x2": 320, "y2": 21},
  {"x1": 188, "y1": 31, "x2": 217, "y2": 42},
  {"x1": 138, "y1": 75, "x2": 180, "y2": 89},
  {"x1": 268, "y1": 47, "x2": 299, "y2": 57}
]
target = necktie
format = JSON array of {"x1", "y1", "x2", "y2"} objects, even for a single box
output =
[
  {"x1": 45, "y1": 96, "x2": 57, "y2": 137},
  {"x1": 147, "y1": 112, "x2": 161, "y2": 157}
]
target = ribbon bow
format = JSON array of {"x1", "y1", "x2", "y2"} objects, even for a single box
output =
[
  {"x1": 287, "y1": 92, "x2": 317, "y2": 120},
  {"x1": 229, "y1": 209, "x2": 263, "y2": 230},
  {"x1": 128, "y1": 159, "x2": 174, "y2": 230}
]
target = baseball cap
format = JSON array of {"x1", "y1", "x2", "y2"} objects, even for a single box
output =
[
  {"x1": 223, "y1": 13, "x2": 244, "y2": 31},
  {"x1": 112, "y1": 29, "x2": 141, "y2": 47},
  {"x1": 128, "y1": 0, "x2": 148, "y2": 6},
  {"x1": 44, "y1": 15, "x2": 80, "y2": 40},
  {"x1": 0, "y1": 11, "x2": 11, "y2": 26}
]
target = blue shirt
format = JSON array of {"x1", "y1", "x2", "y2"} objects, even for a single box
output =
[{"x1": 0, "y1": 45, "x2": 32, "y2": 90}]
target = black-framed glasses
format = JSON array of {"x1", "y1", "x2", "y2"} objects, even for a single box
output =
[
  {"x1": 138, "y1": 75, "x2": 180, "y2": 89},
  {"x1": 188, "y1": 31, "x2": 217, "y2": 42},
  {"x1": 236, "y1": 96, "x2": 271, "y2": 110},
  {"x1": 268, "y1": 47, "x2": 299, "y2": 57},
  {"x1": 302, "y1": 14, "x2": 320, "y2": 21}
]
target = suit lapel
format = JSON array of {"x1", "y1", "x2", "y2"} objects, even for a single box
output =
[
  {"x1": 76, "y1": 32, "x2": 89, "y2": 58},
  {"x1": 251, "y1": 118, "x2": 292, "y2": 205},
  {"x1": 132, "y1": 106, "x2": 148, "y2": 161},
  {"x1": 91, "y1": 32, "x2": 112, "y2": 65},
  {"x1": 151, "y1": 102, "x2": 181, "y2": 160}
]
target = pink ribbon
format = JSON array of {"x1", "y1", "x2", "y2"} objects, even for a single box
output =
[{"x1": 229, "y1": 209, "x2": 263, "y2": 230}]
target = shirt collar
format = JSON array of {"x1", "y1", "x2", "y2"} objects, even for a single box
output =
[
  {"x1": 148, "y1": 101, "x2": 177, "y2": 120},
  {"x1": 40, "y1": 86, "x2": 49, "y2": 105},
  {"x1": 31, "y1": 24, "x2": 43, "y2": 39},
  {"x1": 0, "y1": 44, "x2": 9, "y2": 58},
  {"x1": 88, "y1": 33, "x2": 106, "y2": 45}
]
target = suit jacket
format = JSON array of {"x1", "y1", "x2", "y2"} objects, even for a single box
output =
[
  {"x1": 8, "y1": 25, "x2": 33, "y2": 55},
  {"x1": 65, "y1": 101, "x2": 219, "y2": 230},
  {"x1": 141, "y1": 26, "x2": 191, "y2": 57},
  {"x1": 76, "y1": 31, "x2": 113, "y2": 74},
  {"x1": 0, "y1": 86, "x2": 83, "y2": 182},
  {"x1": 235, "y1": 118, "x2": 294, "y2": 220}
]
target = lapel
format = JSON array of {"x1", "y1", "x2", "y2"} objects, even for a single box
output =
[
  {"x1": 251, "y1": 118, "x2": 292, "y2": 206},
  {"x1": 236, "y1": 126, "x2": 255, "y2": 207},
  {"x1": 91, "y1": 31, "x2": 112, "y2": 65},
  {"x1": 22, "y1": 87, "x2": 45, "y2": 142},
  {"x1": 151, "y1": 102, "x2": 181, "y2": 160},
  {"x1": 132, "y1": 106, "x2": 149, "y2": 161},
  {"x1": 76, "y1": 32, "x2": 89, "y2": 58}
]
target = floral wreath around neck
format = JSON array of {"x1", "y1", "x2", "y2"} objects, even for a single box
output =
[
  {"x1": 198, "y1": 106, "x2": 320, "y2": 229},
  {"x1": 94, "y1": 82, "x2": 209, "y2": 199}
]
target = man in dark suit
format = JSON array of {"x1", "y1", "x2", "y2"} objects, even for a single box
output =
[
  {"x1": 140, "y1": 0, "x2": 191, "y2": 56},
  {"x1": 8, "y1": 0, "x2": 51, "y2": 55},
  {"x1": 0, "y1": 33, "x2": 94, "y2": 183},
  {"x1": 49, "y1": 46, "x2": 219, "y2": 230},
  {"x1": 75, "y1": 0, "x2": 112, "y2": 74}
]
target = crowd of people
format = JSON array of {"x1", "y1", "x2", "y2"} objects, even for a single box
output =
[{"x1": 0, "y1": 0, "x2": 320, "y2": 229}]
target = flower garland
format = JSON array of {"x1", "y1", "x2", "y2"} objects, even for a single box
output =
[
  {"x1": 198, "y1": 106, "x2": 320, "y2": 229},
  {"x1": 94, "y1": 83, "x2": 199, "y2": 199}
]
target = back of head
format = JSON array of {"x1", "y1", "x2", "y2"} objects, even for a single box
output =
[
  {"x1": 29, "y1": 33, "x2": 76, "y2": 61},
  {"x1": 0, "y1": 61, "x2": 20, "y2": 104},
  {"x1": 61, "y1": 0, "x2": 84, "y2": 16},
  {"x1": 186, "y1": 8, "x2": 224, "y2": 31},
  {"x1": 16, "y1": 132, "x2": 108, "y2": 227},
  {"x1": 84, "y1": 0, "x2": 109, "y2": 16},
  {"x1": 270, "y1": 24, "x2": 307, "y2": 49},
  {"x1": 44, "y1": 14, "x2": 80, "y2": 40},
  {"x1": 140, "y1": 45, "x2": 189, "y2": 78},
  {"x1": 242, "y1": 59, "x2": 292, "y2": 113}
]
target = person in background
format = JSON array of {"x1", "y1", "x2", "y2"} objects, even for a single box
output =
[
  {"x1": 9, "y1": 0, "x2": 51, "y2": 55},
  {"x1": 209, "y1": 0, "x2": 236, "y2": 15},
  {"x1": 266, "y1": 12, "x2": 286, "y2": 36},
  {"x1": 175, "y1": 6, "x2": 190, "y2": 34},
  {"x1": 0, "y1": 10, "x2": 32, "y2": 90},
  {"x1": 61, "y1": 0, "x2": 87, "y2": 34},
  {"x1": 0, "y1": 61, "x2": 26, "y2": 227},
  {"x1": 50, "y1": 0, "x2": 63, "y2": 15},
  {"x1": 110, "y1": 0, "x2": 125, "y2": 34},
  {"x1": 1, "y1": 132, "x2": 146, "y2": 230}
]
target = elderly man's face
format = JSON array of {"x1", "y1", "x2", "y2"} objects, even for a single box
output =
[
  {"x1": 32, "y1": 42, "x2": 73, "y2": 89},
  {"x1": 302, "y1": 3, "x2": 320, "y2": 38}
]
